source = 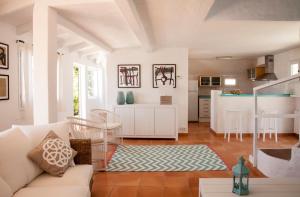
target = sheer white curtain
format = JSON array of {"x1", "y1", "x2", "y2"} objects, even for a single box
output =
[{"x1": 16, "y1": 40, "x2": 33, "y2": 124}]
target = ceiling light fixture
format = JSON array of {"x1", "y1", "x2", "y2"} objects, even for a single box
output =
[{"x1": 216, "y1": 56, "x2": 233, "y2": 60}]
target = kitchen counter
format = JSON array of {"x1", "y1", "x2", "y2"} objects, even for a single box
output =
[
  {"x1": 211, "y1": 90, "x2": 296, "y2": 134},
  {"x1": 221, "y1": 93, "x2": 291, "y2": 97},
  {"x1": 199, "y1": 95, "x2": 211, "y2": 99}
]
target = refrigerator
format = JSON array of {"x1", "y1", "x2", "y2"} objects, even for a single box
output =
[{"x1": 188, "y1": 80, "x2": 199, "y2": 121}]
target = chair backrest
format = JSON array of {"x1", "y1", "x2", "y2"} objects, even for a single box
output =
[
  {"x1": 68, "y1": 117, "x2": 102, "y2": 139},
  {"x1": 90, "y1": 108, "x2": 121, "y2": 125}
]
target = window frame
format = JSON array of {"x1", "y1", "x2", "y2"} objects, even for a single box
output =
[
  {"x1": 290, "y1": 61, "x2": 299, "y2": 76},
  {"x1": 87, "y1": 67, "x2": 98, "y2": 99}
]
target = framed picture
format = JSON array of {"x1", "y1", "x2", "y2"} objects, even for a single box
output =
[
  {"x1": 152, "y1": 64, "x2": 176, "y2": 88},
  {"x1": 0, "y1": 42, "x2": 9, "y2": 69},
  {"x1": 118, "y1": 64, "x2": 141, "y2": 88},
  {"x1": 0, "y1": 74, "x2": 9, "y2": 100}
]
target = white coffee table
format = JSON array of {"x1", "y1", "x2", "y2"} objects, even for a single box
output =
[{"x1": 199, "y1": 178, "x2": 300, "y2": 197}]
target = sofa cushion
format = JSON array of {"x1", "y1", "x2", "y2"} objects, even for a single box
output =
[
  {"x1": 0, "y1": 128, "x2": 40, "y2": 193},
  {"x1": 28, "y1": 165, "x2": 93, "y2": 188},
  {"x1": 0, "y1": 177, "x2": 13, "y2": 197},
  {"x1": 13, "y1": 121, "x2": 71, "y2": 147},
  {"x1": 28, "y1": 131, "x2": 77, "y2": 177},
  {"x1": 13, "y1": 186, "x2": 90, "y2": 197}
]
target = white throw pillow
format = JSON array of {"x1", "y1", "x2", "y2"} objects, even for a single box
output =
[
  {"x1": 13, "y1": 121, "x2": 71, "y2": 147},
  {"x1": 0, "y1": 177, "x2": 13, "y2": 197},
  {"x1": 0, "y1": 128, "x2": 37, "y2": 193}
]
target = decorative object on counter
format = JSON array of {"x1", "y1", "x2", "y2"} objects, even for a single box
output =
[
  {"x1": 232, "y1": 156, "x2": 249, "y2": 196},
  {"x1": 126, "y1": 91, "x2": 134, "y2": 104},
  {"x1": 0, "y1": 74, "x2": 9, "y2": 100},
  {"x1": 160, "y1": 96, "x2": 172, "y2": 105},
  {"x1": 0, "y1": 42, "x2": 9, "y2": 69},
  {"x1": 153, "y1": 64, "x2": 176, "y2": 88},
  {"x1": 117, "y1": 91, "x2": 125, "y2": 105},
  {"x1": 118, "y1": 64, "x2": 141, "y2": 88}
]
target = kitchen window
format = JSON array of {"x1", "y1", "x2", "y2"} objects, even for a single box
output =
[
  {"x1": 224, "y1": 78, "x2": 236, "y2": 86},
  {"x1": 291, "y1": 63, "x2": 299, "y2": 76},
  {"x1": 87, "y1": 68, "x2": 98, "y2": 98}
]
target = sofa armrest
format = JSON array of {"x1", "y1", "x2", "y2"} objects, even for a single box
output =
[{"x1": 70, "y1": 139, "x2": 92, "y2": 165}]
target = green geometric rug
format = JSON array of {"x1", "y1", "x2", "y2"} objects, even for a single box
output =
[{"x1": 107, "y1": 145, "x2": 227, "y2": 172}]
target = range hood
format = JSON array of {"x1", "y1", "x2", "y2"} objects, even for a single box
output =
[{"x1": 255, "y1": 55, "x2": 278, "y2": 81}]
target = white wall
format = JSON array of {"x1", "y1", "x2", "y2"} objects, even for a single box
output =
[
  {"x1": 0, "y1": 22, "x2": 24, "y2": 131},
  {"x1": 106, "y1": 48, "x2": 189, "y2": 132},
  {"x1": 189, "y1": 58, "x2": 255, "y2": 94}
]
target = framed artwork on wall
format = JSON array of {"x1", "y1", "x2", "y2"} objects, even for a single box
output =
[
  {"x1": 0, "y1": 42, "x2": 9, "y2": 69},
  {"x1": 152, "y1": 64, "x2": 176, "y2": 88},
  {"x1": 0, "y1": 74, "x2": 9, "y2": 100},
  {"x1": 118, "y1": 64, "x2": 141, "y2": 88}
]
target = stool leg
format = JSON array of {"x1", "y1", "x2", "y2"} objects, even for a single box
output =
[
  {"x1": 240, "y1": 132, "x2": 243, "y2": 142},
  {"x1": 263, "y1": 132, "x2": 266, "y2": 142},
  {"x1": 236, "y1": 132, "x2": 238, "y2": 139},
  {"x1": 275, "y1": 132, "x2": 278, "y2": 142},
  {"x1": 228, "y1": 132, "x2": 230, "y2": 142}
]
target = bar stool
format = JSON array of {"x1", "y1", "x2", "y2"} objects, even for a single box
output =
[
  {"x1": 224, "y1": 109, "x2": 248, "y2": 142},
  {"x1": 260, "y1": 110, "x2": 279, "y2": 142}
]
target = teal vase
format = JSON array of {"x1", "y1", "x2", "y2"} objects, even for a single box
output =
[
  {"x1": 126, "y1": 91, "x2": 134, "y2": 104},
  {"x1": 117, "y1": 91, "x2": 125, "y2": 105}
]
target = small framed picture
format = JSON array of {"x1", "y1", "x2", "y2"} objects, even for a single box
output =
[
  {"x1": 118, "y1": 64, "x2": 141, "y2": 88},
  {"x1": 0, "y1": 74, "x2": 9, "y2": 100},
  {"x1": 0, "y1": 42, "x2": 9, "y2": 69},
  {"x1": 153, "y1": 64, "x2": 176, "y2": 88}
]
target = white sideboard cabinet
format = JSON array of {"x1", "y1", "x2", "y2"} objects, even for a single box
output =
[{"x1": 114, "y1": 104, "x2": 178, "y2": 140}]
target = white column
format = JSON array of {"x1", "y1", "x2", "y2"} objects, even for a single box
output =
[{"x1": 32, "y1": 0, "x2": 58, "y2": 124}]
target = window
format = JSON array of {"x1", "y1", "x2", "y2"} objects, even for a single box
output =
[
  {"x1": 73, "y1": 65, "x2": 80, "y2": 116},
  {"x1": 224, "y1": 78, "x2": 236, "y2": 86},
  {"x1": 291, "y1": 63, "x2": 299, "y2": 76},
  {"x1": 87, "y1": 68, "x2": 98, "y2": 98}
]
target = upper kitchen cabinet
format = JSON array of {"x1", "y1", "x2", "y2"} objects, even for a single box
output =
[
  {"x1": 247, "y1": 67, "x2": 265, "y2": 81},
  {"x1": 200, "y1": 76, "x2": 211, "y2": 86},
  {"x1": 200, "y1": 76, "x2": 221, "y2": 86}
]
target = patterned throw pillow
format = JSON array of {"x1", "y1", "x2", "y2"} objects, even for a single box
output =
[{"x1": 28, "y1": 131, "x2": 77, "y2": 177}]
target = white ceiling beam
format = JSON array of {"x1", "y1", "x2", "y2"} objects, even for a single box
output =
[
  {"x1": 68, "y1": 42, "x2": 90, "y2": 53},
  {"x1": 16, "y1": 22, "x2": 33, "y2": 35},
  {"x1": 0, "y1": 0, "x2": 33, "y2": 16},
  {"x1": 199, "y1": 0, "x2": 215, "y2": 21},
  {"x1": 114, "y1": 0, "x2": 153, "y2": 51},
  {"x1": 57, "y1": 37, "x2": 82, "y2": 49},
  {"x1": 78, "y1": 48, "x2": 102, "y2": 57},
  {"x1": 57, "y1": 14, "x2": 113, "y2": 53},
  {"x1": 47, "y1": 0, "x2": 110, "y2": 7}
]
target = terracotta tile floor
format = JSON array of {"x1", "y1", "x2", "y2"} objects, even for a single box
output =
[{"x1": 92, "y1": 123, "x2": 298, "y2": 197}]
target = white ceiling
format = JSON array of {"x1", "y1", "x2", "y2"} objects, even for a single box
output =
[{"x1": 1, "y1": 0, "x2": 300, "y2": 59}]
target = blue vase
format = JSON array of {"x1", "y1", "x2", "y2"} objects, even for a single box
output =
[
  {"x1": 126, "y1": 91, "x2": 134, "y2": 104},
  {"x1": 117, "y1": 91, "x2": 125, "y2": 105}
]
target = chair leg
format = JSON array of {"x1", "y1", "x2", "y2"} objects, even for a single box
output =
[
  {"x1": 263, "y1": 132, "x2": 266, "y2": 142},
  {"x1": 228, "y1": 132, "x2": 230, "y2": 142},
  {"x1": 236, "y1": 132, "x2": 238, "y2": 139},
  {"x1": 224, "y1": 132, "x2": 227, "y2": 139},
  {"x1": 275, "y1": 131, "x2": 278, "y2": 142}
]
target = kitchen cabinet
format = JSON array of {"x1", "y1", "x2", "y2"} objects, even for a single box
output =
[
  {"x1": 200, "y1": 76, "x2": 221, "y2": 86},
  {"x1": 200, "y1": 76, "x2": 211, "y2": 86},
  {"x1": 199, "y1": 98, "x2": 211, "y2": 122},
  {"x1": 247, "y1": 67, "x2": 265, "y2": 80},
  {"x1": 114, "y1": 104, "x2": 178, "y2": 140}
]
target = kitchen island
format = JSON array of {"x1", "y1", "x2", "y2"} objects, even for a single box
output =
[{"x1": 210, "y1": 90, "x2": 297, "y2": 134}]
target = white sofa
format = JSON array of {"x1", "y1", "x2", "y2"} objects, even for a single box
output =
[{"x1": 0, "y1": 121, "x2": 93, "y2": 197}]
